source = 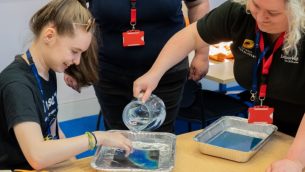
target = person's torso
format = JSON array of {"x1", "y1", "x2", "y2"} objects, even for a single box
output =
[
  {"x1": 230, "y1": 21, "x2": 305, "y2": 105},
  {"x1": 0, "y1": 56, "x2": 58, "y2": 169},
  {"x1": 90, "y1": 0, "x2": 187, "y2": 72},
  {"x1": 197, "y1": 1, "x2": 305, "y2": 105}
]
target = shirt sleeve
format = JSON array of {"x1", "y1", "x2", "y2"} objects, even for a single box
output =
[
  {"x1": 3, "y1": 82, "x2": 40, "y2": 131},
  {"x1": 196, "y1": 1, "x2": 247, "y2": 44}
]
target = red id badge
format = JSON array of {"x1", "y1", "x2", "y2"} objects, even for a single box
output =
[
  {"x1": 248, "y1": 106, "x2": 274, "y2": 124},
  {"x1": 122, "y1": 30, "x2": 145, "y2": 47}
]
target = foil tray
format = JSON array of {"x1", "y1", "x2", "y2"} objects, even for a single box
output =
[
  {"x1": 91, "y1": 130, "x2": 176, "y2": 172},
  {"x1": 194, "y1": 116, "x2": 277, "y2": 162}
]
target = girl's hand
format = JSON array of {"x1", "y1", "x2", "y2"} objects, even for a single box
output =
[{"x1": 95, "y1": 131, "x2": 133, "y2": 156}]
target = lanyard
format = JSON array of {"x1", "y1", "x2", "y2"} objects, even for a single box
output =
[
  {"x1": 26, "y1": 50, "x2": 58, "y2": 139},
  {"x1": 250, "y1": 30, "x2": 285, "y2": 105},
  {"x1": 130, "y1": 0, "x2": 137, "y2": 30}
]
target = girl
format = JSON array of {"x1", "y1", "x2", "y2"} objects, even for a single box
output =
[{"x1": 0, "y1": 0, "x2": 132, "y2": 170}]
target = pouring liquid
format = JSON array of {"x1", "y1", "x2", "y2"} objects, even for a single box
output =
[{"x1": 125, "y1": 106, "x2": 150, "y2": 132}]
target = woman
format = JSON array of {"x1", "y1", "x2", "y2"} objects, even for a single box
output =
[
  {"x1": 133, "y1": 0, "x2": 305, "y2": 171},
  {"x1": 72, "y1": 0, "x2": 210, "y2": 132},
  {"x1": 90, "y1": 0, "x2": 209, "y2": 132},
  {"x1": 0, "y1": 0, "x2": 132, "y2": 170}
]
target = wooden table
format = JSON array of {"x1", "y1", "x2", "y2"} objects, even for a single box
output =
[
  {"x1": 47, "y1": 130, "x2": 294, "y2": 172},
  {"x1": 174, "y1": 131, "x2": 293, "y2": 172}
]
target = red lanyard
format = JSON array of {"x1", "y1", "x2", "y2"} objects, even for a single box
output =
[
  {"x1": 258, "y1": 32, "x2": 285, "y2": 103},
  {"x1": 122, "y1": 0, "x2": 144, "y2": 47},
  {"x1": 130, "y1": 0, "x2": 137, "y2": 30}
]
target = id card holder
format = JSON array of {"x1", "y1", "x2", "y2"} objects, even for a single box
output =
[
  {"x1": 122, "y1": 30, "x2": 145, "y2": 47},
  {"x1": 248, "y1": 106, "x2": 274, "y2": 124}
]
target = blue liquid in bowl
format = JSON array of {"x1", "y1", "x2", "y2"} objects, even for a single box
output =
[{"x1": 207, "y1": 131, "x2": 262, "y2": 152}]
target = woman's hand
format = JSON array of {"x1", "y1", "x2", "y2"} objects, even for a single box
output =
[
  {"x1": 188, "y1": 45, "x2": 209, "y2": 81},
  {"x1": 266, "y1": 158, "x2": 304, "y2": 172},
  {"x1": 95, "y1": 131, "x2": 133, "y2": 156},
  {"x1": 64, "y1": 73, "x2": 80, "y2": 93},
  {"x1": 189, "y1": 54, "x2": 209, "y2": 81},
  {"x1": 133, "y1": 71, "x2": 161, "y2": 103}
]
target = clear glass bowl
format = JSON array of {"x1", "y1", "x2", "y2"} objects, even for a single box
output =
[{"x1": 123, "y1": 94, "x2": 166, "y2": 132}]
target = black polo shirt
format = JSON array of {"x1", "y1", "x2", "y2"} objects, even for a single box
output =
[
  {"x1": 89, "y1": 0, "x2": 191, "y2": 75},
  {"x1": 197, "y1": 1, "x2": 305, "y2": 136}
]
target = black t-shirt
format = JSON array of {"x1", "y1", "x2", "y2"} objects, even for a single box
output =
[
  {"x1": 197, "y1": 1, "x2": 305, "y2": 136},
  {"x1": 89, "y1": 0, "x2": 190, "y2": 75},
  {"x1": 0, "y1": 56, "x2": 58, "y2": 169}
]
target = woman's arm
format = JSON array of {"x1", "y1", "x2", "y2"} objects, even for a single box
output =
[
  {"x1": 185, "y1": 0, "x2": 210, "y2": 81},
  {"x1": 133, "y1": 22, "x2": 209, "y2": 102},
  {"x1": 14, "y1": 122, "x2": 132, "y2": 170},
  {"x1": 267, "y1": 113, "x2": 305, "y2": 172},
  {"x1": 286, "y1": 114, "x2": 305, "y2": 167}
]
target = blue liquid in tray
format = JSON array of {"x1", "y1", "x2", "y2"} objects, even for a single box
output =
[
  {"x1": 112, "y1": 149, "x2": 159, "y2": 169},
  {"x1": 128, "y1": 149, "x2": 159, "y2": 169},
  {"x1": 207, "y1": 131, "x2": 262, "y2": 152}
]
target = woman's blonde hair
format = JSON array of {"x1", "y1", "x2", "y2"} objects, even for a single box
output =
[
  {"x1": 30, "y1": 0, "x2": 99, "y2": 87},
  {"x1": 234, "y1": 0, "x2": 305, "y2": 58}
]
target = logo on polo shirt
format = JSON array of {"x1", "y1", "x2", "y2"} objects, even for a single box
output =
[
  {"x1": 242, "y1": 39, "x2": 255, "y2": 49},
  {"x1": 280, "y1": 54, "x2": 299, "y2": 64},
  {"x1": 238, "y1": 39, "x2": 256, "y2": 59}
]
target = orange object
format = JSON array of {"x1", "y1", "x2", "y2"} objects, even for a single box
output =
[
  {"x1": 209, "y1": 53, "x2": 226, "y2": 62},
  {"x1": 224, "y1": 45, "x2": 231, "y2": 51},
  {"x1": 184, "y1": 15, "x2": 190, "y2": 26},
  {"x1": 209, "y1": 42, "x2": 234, "y2": 61},
  {"x1": 226, "y1": 52, "x2": 234, "y2": 59}
]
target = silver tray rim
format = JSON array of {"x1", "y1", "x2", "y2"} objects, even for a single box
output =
[{"x1": 193, "y1": 116, "x2": 278, "y2": 152}]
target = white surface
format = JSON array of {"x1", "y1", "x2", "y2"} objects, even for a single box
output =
[
  {"x1": 188, "y1": 51, "x2": 238, "y2": 91},
  {"x1": 0, "y1": 0, "x2": 228, "y2": 122},
  {"x1": 0, "y1": 0, "x2": 99, "y2": 121},
  {"x1": 209, "y1": 0, "x2": 227, "y2": 9},
  {"x1": 0, "y1": 0, "x2": 45, "y2": 71},
  {"x1": 206, "y1": 60, "x2": 235, "y2": 84}
]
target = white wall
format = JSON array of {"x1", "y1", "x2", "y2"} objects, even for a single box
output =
[
  {"x1": 0, "y1": 0, "x2": 44, "y2": 70},
  {"x1": 0, "y1": 0, "x2": 99, "y2": 122},
  {"x1": 0, "y1": 0, "x2": 229, "y2": 122},
  {"x1": 209, "y1": 0, "x2": 226, "y2": 9}
]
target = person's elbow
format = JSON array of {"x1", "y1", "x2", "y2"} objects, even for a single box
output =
[{"x1": 26, "y1": 151, "x2": 49, "y2": 170}]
